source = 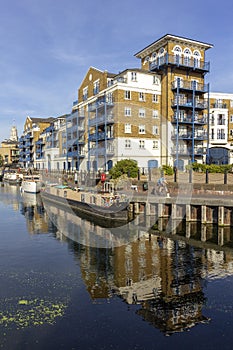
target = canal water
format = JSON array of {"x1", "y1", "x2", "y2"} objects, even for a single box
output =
[{"x1": 1, "y1": 183, "x2": 233, "y2": 350}]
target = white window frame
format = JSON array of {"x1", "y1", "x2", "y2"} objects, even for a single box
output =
[
  {"x1": 125, "y1": 90, "x2": 131, "y2": 100},
  {"x1": 131, "y1": 72, "x2": 137, "y2": 81},
  {"x1": 139, "y1": 108, "x2": 145, "y2": 118},
  {"x1": 152, "y1": 110, "x2": 158, "y2": 118},
  {"x1": 152, "y1": 125, "x2": 159, "y2": 135},
  {"x1": 139, "y1": 125, "x2": 145, "y2": 134},
  {"x1": 125, "y1": 107, "x2": 131, "y2": 116},
  {"x1": 153, "y1": 140, "x2": 159, "y2": 149},
  {"x1": 139, "y1": 92, "x2": 145, "y2": 101},
  {"x1": 152, "y1": 94, "x2": 159, "y2": 103},
  {"x1": 125, "y1": 123, "x2": 132, "y2": 133}
]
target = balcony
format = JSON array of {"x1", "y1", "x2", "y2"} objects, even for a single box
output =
[
  {"x1": 171, "y1": 98, "x2": 208, "y2": 110},
  {"x1": 211, "y1": 103, "x2": 227, "y2": 109},
  {"x1": 171, "y1": 132, "x2": 207, "y2": 141},
  {"x1": 89, "y1": 114, "x2": 114, "y2": 127},
  {"x1": 89, "y1": 132, "x2": 113, "y2": 141},
  {"x1": 171, "y1": 116, "x2": 207, "y2": 125},
  {"x1": 150, "y1": 53, "x2": 210, "y2": 73},
  {"x1": 89, "y1": 97, "x2": 114, "y2": 112},
  {"x1": 171, "y1": 80, "x2": 208, "y2": 93},
  {"x1": 171, "y1": 146, "x2": 206, "y2": 155},
  {"x1": 89, "y1": 146, "x2": 115, "y2": 156},
  {"x1": 67, "y1": 150, "x2": 85, "y2": 158}
]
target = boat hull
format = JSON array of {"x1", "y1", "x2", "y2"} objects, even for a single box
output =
[
  {"x1": 41, "y1": 189, "x2": 130, "y2": 227},
  {"x1": 21, "y1": 180, "x2": 42, "y2": 193}
]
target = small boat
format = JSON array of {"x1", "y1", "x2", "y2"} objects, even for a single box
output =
[
  {"x1": 20, "y1": 175, "x2": 43, "y2": 193},
  {"x1": 3, "y1": 170, "x2": 23, "y2": 185},
  {"x1": 41, "y1": 184, "x2": 130, "y2": 225}
]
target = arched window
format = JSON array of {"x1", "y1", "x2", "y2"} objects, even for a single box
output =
[
  {"x1": 173, "y1": 45, "x2": 182, "y2": 64},
  {"x1": 183, "y1": 48, "x2": 191, "y2": 66},
  {"x1": 193, "y1": 50, "x2": 201, "y2": 68},
  {"x1": 158, "y1": 47, "x2": 165, "y2": 56},
  {"x1": 152, "y1": 52, "x2": 157, "y2": 60}
]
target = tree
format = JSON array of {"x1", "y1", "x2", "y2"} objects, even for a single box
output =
[{"x1": 109, "y1": 159, "x2": 139, "y2": 179}]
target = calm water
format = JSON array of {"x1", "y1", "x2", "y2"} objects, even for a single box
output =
[{"x1": 1, "y1": 184, "x2": 233, "y2": 349}]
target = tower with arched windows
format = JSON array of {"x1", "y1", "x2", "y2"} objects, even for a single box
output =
[{"x1": 135, "y1": 34, "x2": 213, "y2": 169}]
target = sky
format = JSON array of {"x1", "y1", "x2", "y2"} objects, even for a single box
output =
[{"x1": 0, "y1": 0, "x2": 233, "y2": 142}]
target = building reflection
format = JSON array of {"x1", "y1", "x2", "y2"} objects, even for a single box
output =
[
  {"x1": 42, "y1": 199, "x2": 233, "y2": 335},
  {"x1": 19, "y1": 192, "x2": 50, "y2": 234},
  {"x1": 0, "y1": 182, "x2": 21, "y2": 211}
]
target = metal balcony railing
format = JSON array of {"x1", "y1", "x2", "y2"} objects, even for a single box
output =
[
  {"x1": 171, "y1": 116, "x2": 207, "y2": 124},
  {"x1": 171, "y1": 98, "x2": 208, "y2": 109},
  {"x1": 89, "y1": 114, "x2": 114, "y2": 126},
  {"x1": 150, "y1": 53, "x2": 210, "y2": 72},
  {"x1": 171, "y1": 80, "x2": 208, "y2": 93}
]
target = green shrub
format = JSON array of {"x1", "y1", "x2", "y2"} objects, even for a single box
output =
[
  {"x1": 189, "y1": 162, "x2": 233, "y2": 173},
  {"x1": 109, "y1": 159, "x2": 139, "y2": 179},
  {"x1": 161, "y1": 165, "x2": 174, "y2": 175}
]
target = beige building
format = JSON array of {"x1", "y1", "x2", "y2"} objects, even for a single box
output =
[
  {"x1": 0, "y1": 125, "x2": 19, "y2": 165},
  {"x1": 71, "y1": 66, "x2": 162, "y2": 171},
  {"x1": 19, "y1": 116, "x2": 54, "y2": 168},
  {"x1": 135, "y1": 34, "x2": 213, "y2": 169},
  {"x1": 68, "y1": 34, "x2": 213, "y2": 172}
]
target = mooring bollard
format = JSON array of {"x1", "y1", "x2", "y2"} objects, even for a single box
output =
[
  {"x1": 224, "y1": 170, "x2": 228, "y2": 185},
  {"x1": 205, "y1": 169, "x2": 209, "y2": 184}
]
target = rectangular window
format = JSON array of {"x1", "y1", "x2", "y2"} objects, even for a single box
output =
[
  {"x1": 139, "y1": 108, "x2": 145, "y2": 117},
  {"x1": 139, "y1": 125, "x2": 145, "y2": 134},
  {"x1": 230, "y1": 115, "x2": 233, "y2": 123},
  {"x1": 152, "y1": 126, "x2": 159, "y2": 135},
  {"x1": 107, "y1": 92, "x2": 113, "y2": 104},
  {"x1": 153, "y1": 140, "x2": 159, "y2": 149},
  {"x1": 125, "y1": 107, "x2": 131, "y2": 116},
  {"x1": 139, "y1": 92, "x2": 145, "y2": 101},
  {"x1": 230, "y1": 129, "x2": 233, "y2": 136},
  {"x1": 93, "y1": 80, "x2": 100, "y2": 95},
  {"x1": 153, "y1": 76, "x2": 159, "y2": 84},
  {"x1": 125, "y1": 124, "x2": 131, "y2": 133},
  {"x1": 131, "y1": 72, "x2": 137, "y2": 81},
  {"x1": 231, "y1": 100, "x2": 233, "y2": 108},
  {"x1": 152, "y1": 110, "x2": 158, "y2": 118},
  {"x1": 152, "y1": 94, "x2": 158, "y2": 103},
  {"x1": 83, "y1": 87, "x2": 88, "y2": 101},
  {"x1": 125, "y1": 139, "x2": 131, "y2": 148},
  {"x1": 125, "y1": 90, "x2": 131, "y2": 100},
  {"x1": 139, "y1": 140, "x2": 145, "y2": 149}
]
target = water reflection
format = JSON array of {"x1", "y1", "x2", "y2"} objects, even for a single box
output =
[
  {"x1": 42, "y1": 195, "x2": 145, "y2": 248},
  {"x1": 19, "y1": 191, "x2": 50, "y2": 234},
  {"x1": 40, "y1": 198, "x2": 233, "y2": 335},
  {"x1": 3, "y1": 185, "x2": 233, "y2": 337}
]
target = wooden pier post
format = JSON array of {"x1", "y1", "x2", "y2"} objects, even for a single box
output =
[
  {"x1": 158, "y1": 203, "x2": 164, "y2": 218},
  {"x1": 218, "y1": 206, "x2": 225, "y2": 226},
  {"x1": 201, "y1": 205, "x2": 207, "y2": 224},
  {"x1": 201, "y1": 224, "x2": 207, "y2": 242},
  {"x1": 171, "y1": 204, "x2": 177, "y2": 220},
  {"x1": 218, "y1": 227, "x2": 224, "y2": 246},
  {"x1": 186, "y1": 204, "x2": 191, "y2": 221}
]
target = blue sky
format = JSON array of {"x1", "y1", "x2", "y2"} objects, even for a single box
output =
[{"x1": 0, "y1": 0, "x2": 233, "y2": 141}]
